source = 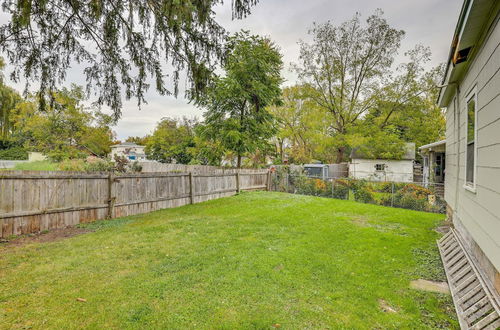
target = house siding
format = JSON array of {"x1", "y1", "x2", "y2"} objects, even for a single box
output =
[{"x1": 444, "y1": 12, "x2": 500, "y2": 292}]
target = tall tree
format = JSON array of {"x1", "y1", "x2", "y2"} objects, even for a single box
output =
[
  {"x1": 0, "y1": 0, "x2": 259, "y2": 118},
  {"x1": 269, "y1": 85, "x2": 334, "y2": 164},
  {"x1": 12, "y1": 85, "x2": 114, "y2": 160},
  {"x1": 294, "y1": 11, "x2": 405, "y2": 162},
  {"x1": 145, "y1": 117, "x2": 196, "y2": 164},
  {"x1": 0, "y1": 58, "x2": 22, "y2": 142},
  {"x1": 348, "y1": 47, "x2": 446, "y2": 160},
  {"x1": 198, "y1": 31, "x2": 283, "y2": 168}
]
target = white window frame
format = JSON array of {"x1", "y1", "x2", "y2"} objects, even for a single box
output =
[
  {"x1": 464, "y1": 86, "x2": 477, "y2": 193},
  {"x1": 375, "y1": 164, "x2": 386, "y2": 171}
]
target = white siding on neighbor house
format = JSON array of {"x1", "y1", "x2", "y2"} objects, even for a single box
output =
[
  {"x1": 110, "y1": 146, "x2": 146, "y2": 160},
  {"x1": 444, "y1": 14, "x2": 500, "y2": 273},
  {"x1": 349, "y1": 159, "x2": 414, "y2": 182}
]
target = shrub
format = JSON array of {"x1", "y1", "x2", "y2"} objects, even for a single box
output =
[
  {"x1": 0, "y1": 147, "x2": 28, "y2": 160},
  {"x1": 58, "y1": 159, "x2": 86, "y2": 171},
  {"x1": 349, "y1": 180, "x2": 375, "y2": 204},
  {"x1": 130, "y1": 161, "x2": 143, "y2": 173},
  {"x1": 84, "y1": 158, "x2": 114, "y2": 172},
  {"x1": 113, "y1": 155, "x2": 129, "y2": 173},
  {"x1": 382, "y1": 183, "x2": 435, "y2": 212},
  {"x1": 332, "y1": 179, "x2": 349, "y2": 199}
]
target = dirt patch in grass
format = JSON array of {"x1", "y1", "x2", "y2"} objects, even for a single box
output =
[
  {"x1": 378, "y1": 299, "x2": 398, "y2": 313},
  {"x1": 0, "y1": 227, "x2": 92, "y2": 249},
  {"x1": 349, "y1": 215, "x2": 371, "y2": 226}
]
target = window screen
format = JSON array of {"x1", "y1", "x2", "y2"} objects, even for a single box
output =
[{"x1": 466, "y1": 95, "x2": 476, "y2": 186}]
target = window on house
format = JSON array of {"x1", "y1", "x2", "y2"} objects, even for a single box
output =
[
  {"x1": 466, "y1": 92, "x2": 476, "y2": 187},
  {"x1": 375, "y1": 164, "x2": 385, "y2": 171}
]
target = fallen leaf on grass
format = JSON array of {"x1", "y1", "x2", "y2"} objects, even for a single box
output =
[{"x1": 76, "y1": 298, "x2": 87, "y2": 302}]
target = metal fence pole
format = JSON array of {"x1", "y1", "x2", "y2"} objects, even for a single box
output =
[{"x1": 391, "y1": 182, "x2": 394, "y2": 207}]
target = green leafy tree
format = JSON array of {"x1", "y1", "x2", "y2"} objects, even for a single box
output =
[
  {"x1": 269, "y1": 85, "x2": 335, "y2": 164},
  {"x1": 294, "y1": 11, "x2": 405, "y2": 162},
  {"x1": 294, "y1": 11, "x2": 445, "y2": 162},
  {"x1": 0, "y1": 58, "x2": 22, "y2": 143},
  {"x1": 0, "y1": 0, "x2": 259, "y2": 118},
  {"x1": 145, "y1": 117, "x2": 196, "y2": 164},
  {"x1": 198, "y1": 31, "x2": 283, "y2": 168},
  {"x1": 188, "y1": 124, "x2": 226, "y2": 166},
  {"x1": 350, "y1": 49, "x2": 445, "y2": 160},
  {"x1": 12, "y1": 85, "x2": 114, "y2": 160}
]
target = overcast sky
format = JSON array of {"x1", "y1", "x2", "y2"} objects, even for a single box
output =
[{"x1": 1, "y1": 0, "x2": 463, "y2": 140}]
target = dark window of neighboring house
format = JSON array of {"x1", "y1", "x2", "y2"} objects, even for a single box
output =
[
  {"x1": 129, "y1": 155, "x2": 136, "y2": 160},
  {"x1": 466, "y1": 93, "x2": 476, "y2": 186},
  {"x1": 435, "y1": 155, "x2": 442, "y2": 176},
  {"x1": 304, "y1": 167, "x2": 322, "y2": 177},
  {"x1": 375, "y1": 164, "x2": 385, "y2": 171}
]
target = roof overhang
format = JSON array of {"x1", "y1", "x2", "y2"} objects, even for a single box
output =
[
  {"x1": 438, "y1": 0, "x2": 499, "y2": 107},
  {"x1": 419, "y1": 140, "x2": 446, "y2": 151}
]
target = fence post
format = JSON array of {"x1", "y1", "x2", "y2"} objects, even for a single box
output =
[
  {"x1": 107, "y1": 172, "x2": 116, "y2": 219},
  {"x1": 331, "y1": 178, "x2": 335, "y2": 198},
  {"x1": 391, "y1": 182, "x2": 394, "y2": 207},
  {"x1": 266, "y1": 171, "x2": 271, "y2": 191},
  {"x1": 236, "y1": 172, "x2": 241, "y2": 193},
  {"x1": 189, "y1": 172, "x2": 194, "y2": 204}
]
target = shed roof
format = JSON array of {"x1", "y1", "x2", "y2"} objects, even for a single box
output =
[
  {"x1": 304, "y1": 164, "x2": 328, "y2": 168},
  {"x1": 419, "y1": 140, "x2": 446, "y2": 151},
  {"x1": 111, "y1": 142, "x2": 145, "y2": 148}
]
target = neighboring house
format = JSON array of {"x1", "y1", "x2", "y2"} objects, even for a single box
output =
[
  {"x1": 349, "y1": 143, "x2": 415, "y2": 182},
  {"x1": 419, "y1": 140, "x2": 446, "y2": 186},
  {"x1": 110, "y1": 143, "x2": 147, "y2": 161},
  {"x1": 438, "y1": 0, "x2": 500, "y2": 299}
]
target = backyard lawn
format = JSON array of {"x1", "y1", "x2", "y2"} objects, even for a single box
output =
[{"x1": 0, "y1": 191, "x2": 458, "y2": 329}]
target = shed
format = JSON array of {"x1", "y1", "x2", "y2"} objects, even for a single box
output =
[{"x1": 349, "y1": 143, "x2": 415, "y2": 182}]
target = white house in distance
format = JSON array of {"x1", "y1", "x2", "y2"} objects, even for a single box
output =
[
  {"x1": 110, "y1": 142, "x2": 147, "y2": 161},
  {"x1": 437, "y1": 0, "x2": 500, "y2": 317},
  {"x1": 349, "y1": 143, "x2": 415, "y2": 182}
]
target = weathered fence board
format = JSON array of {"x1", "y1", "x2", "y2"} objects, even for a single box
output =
[{"x1": 0, "y1": 170, "x2": 268, "y2": 238}]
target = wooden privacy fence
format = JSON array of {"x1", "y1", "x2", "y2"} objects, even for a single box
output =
[{"x1": 0, "y1": 170, "x2": 270, "y2": 238}]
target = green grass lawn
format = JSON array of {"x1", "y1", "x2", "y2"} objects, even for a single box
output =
[{"x1": 0, "y1": 192, "x2": 458, "y2": 329}]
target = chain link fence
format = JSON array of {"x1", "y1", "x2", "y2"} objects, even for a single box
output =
[{"x1": 270, "y1": 172, "x2": 446, "y2": 214}]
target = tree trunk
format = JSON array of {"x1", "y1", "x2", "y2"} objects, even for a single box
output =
[
  {"x1": 237, "y1": 154, "x2": 242, "y2": 168},
  {"x1": 336, "y1": 146, "x2": 345, "y2": 163}
]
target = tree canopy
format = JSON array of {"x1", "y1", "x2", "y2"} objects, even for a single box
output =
[
  {"x1": 198, "y1": 31, "x2": 283, "y2": 167},
  {"x1": 12, "y1": 85, "x2": 114, "y2": 160},
  {"x1": 0, "y1": 0, "x2": 259, "y2": 119},
  {"x1": 293, "y1": 10, "x2": 444, "y2": 162},
  {"x1": 145, "y1": 117, "x2": 196, "y2": 164}
]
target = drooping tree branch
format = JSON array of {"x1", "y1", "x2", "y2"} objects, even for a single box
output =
[{"x1": 0, "y1": 0, "x2": 259, "y2": 119}]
